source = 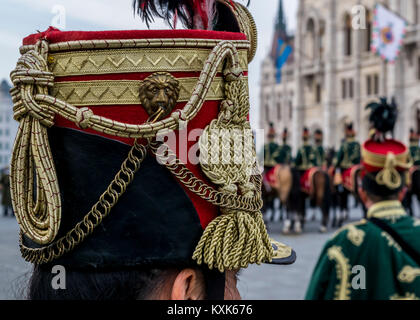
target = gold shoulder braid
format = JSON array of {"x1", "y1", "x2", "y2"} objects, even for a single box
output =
[{"x1": 10, "y1": 31, "x2": 274, "y2": 270}]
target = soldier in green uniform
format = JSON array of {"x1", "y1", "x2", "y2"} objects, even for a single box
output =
[
  {"x1": 313, "y1": 129, "x2": 326, "y2": 168},
  {"x1": 294, "y1": 127, "x2": 316, "y2": 171},
  {"x1": 277, "y1": 128, "x2": 292, "y2": 165},
  {"x1": 306, "y1": 98, "x2": 420, "y2": 300},
  {"x1": 334, "y1": 123, "x2": 361, "y2": 170},
  {"x1": 263, "y1": 123, "x2": 281, "y2": 170},
  {"x1": 333, "y1": 123, "x2": 361, "y2": 222},
  {"x1": 409, "y1": 128, "x2": 420, "y2": 166}
]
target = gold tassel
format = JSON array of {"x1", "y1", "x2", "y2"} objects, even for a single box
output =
[{"x1": 192, "y1": 210, "x2": 273, "y2": 272}]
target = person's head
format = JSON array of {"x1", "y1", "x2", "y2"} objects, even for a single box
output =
[
  {"x1": 409, "y1": 128, "x2": 418, "y2": 144},
  {"x1": 282, "y1": 128, "x2": 288, "y2": 144},
  {"x1": 27, "y1": 266, "x2": 241, "y2": 300},
  {"x1": 314, "y1": 129, "x2": 323, "y2": 145},
  {"x1": 358, "y1": 172, "x2": 407, "y2": 208},
  {"x1": 302, "y1": 127, "x2": 310, "y2": 143},
  {"x1": 268, "y1": 123, "x2": 276, "y2": 141},
  {"x1": 345, "y1": 122, "x2": 355, "y2": 139}
]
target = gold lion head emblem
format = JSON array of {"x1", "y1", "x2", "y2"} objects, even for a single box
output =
[{"x1": 139, "y1": 72, "x2": 180, "y2": 119}]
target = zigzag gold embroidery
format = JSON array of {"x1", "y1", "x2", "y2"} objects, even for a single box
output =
[
  {"x1": 346, "y1": 225, "x2": 365, "y2": 247},
  {"x1": 398, "y1": 265, "x2": 420, "y2": 283},
  {"x1": 49, "y1": 48, "x2": 248, "y2": 76},
  {"x1": 331, "y1": 220, "x2": 367, "y2": 240},
  {"x1": 390, "y1": 292, "x2": 420, "y2": 300},
  {"x1": 381, "y1": 231, "x2": 402, "y2": 252},
  {"x1": 327, "y1": 246, "x2": 351, "y2": 300},
  {"x1": 51, "y1": 77, "x2": 235, "y2": 106}
]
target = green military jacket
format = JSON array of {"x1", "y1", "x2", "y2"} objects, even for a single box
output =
[
  {"x1": 263, "y1": 142, "x2": 281, "y2": 168},
  {"x1": 295, "y1": 143, "x2": 316, "y2": 170},
  {"x1": 277, "y1": 143, "x2": 292, "y2": 164},
  {"x1": 313, "y1": 144, "x2": 326, "y2": 167},
  {"x1": 334, "y1": 138, "x2": 361, "y2": 169},
  {"x1": 306, "y1": 200, "x2": 420, "y2": 300},
  {"x1": 409, "y1": 143, "x2": 420, "y2": 166}
]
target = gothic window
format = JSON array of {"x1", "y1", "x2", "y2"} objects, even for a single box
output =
[
  {"x1": 289, "y1": 101, "x2": 293, "y2": 120},
  {"x1": 374, "y1": 74, "x2": 379, "y2": 95},
  {"x1": 344, "y1": 14, "x2": 352, "y2": 56},
  {"x1": 367, "y1": 75, "x2": 372, "y2": 96},
  {"x1": 342, "y1": 79, "x2": 347, "y2": 99},
  {"x1": 349, "y1": 79, "x2": 354, "y2": 98},
  {"x1": 306, "y1": 18, "x2": 316, "y2": 60},
  {"x1": 316, "y1": 83, "x2": 322, "y2": 103}
]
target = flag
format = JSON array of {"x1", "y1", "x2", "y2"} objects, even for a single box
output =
[
  {"x1": 276, "y1": 39, "x2": 292, "y2": 83},
  {"x1": 371, "y1": 4, "x2": 407, "y2": 63}
]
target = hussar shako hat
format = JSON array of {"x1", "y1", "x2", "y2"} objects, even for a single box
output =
[
  {"x1": 282, "y1": 128, "x2": 288, "y2": 139},
  {"x1": 302, "y1": 127, "x2": 310, "y2": 140},
  {"x1": 268, "y1": 122, "x2": 276, "y2": 138},
  {"x1": 10, "y1": 0, "x2": 295, "y2": 296},
  {"x1": 409, "y1": 128, "x2": 418, "y2": 143},
  {"x1": 314, "y1": 129, "x2": 323, "y2": 141},
  {"x1": 361, "y1": 98, "x2": 412, "y2": 196},
  {"x1": 345, "y1": 122, "x2": 355, "y2": 137}
]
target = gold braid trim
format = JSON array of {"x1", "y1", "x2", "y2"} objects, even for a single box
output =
[
  {"x1": 48, "y1": 48, "x2": 248, "y2": 76},
  {"x1": 390, "y1": 292, "x2": 420, "y2": 300},
  {"x1": 51, "y1": 77, "x2": 235, "y2": 106},
  {"x1": 361, "y1": 148, "x2": 412, "y2": 189},
  {"x1": 20, "y1": 38, "x2": 250, "y2": 54},
  {"x1": 327, "y1": 246, "x2": 351, "y2": 300},
  {"x1": 10, "y1": 40, "x2": 60, "y2": 245}
]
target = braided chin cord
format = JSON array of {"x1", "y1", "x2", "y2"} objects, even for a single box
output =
[{"x1": 10, "y1": 37, "x2": 273, "y2": 270}]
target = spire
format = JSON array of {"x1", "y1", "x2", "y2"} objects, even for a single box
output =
[
  {"x1": 275, "y1": 0, "x2": 287, "y2": 36},
  {"x1": 270, "y1": 0, "x2": 290, "y2": 61}
]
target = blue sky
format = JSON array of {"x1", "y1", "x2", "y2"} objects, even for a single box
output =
[{"x1": 0, "y1": 0, "x2": 297, "y2": 129}]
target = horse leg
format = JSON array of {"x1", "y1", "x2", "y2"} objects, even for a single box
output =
[
  {"x1": 403, "y1": 191, "x2": 413, "y2": 217},
  {"x1": 314, "y1": 172, "x2": 329, "y2": 233},
  {"x1": 282, "y1": 207, "x2": 292, "y2": 234},
  {"x1": 293, "y1": 193, "x2": 305, "y2": 234}
]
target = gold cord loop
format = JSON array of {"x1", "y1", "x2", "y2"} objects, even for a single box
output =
[{"x1": 376, "y1": 152, "x2": 402, "y2": 189}]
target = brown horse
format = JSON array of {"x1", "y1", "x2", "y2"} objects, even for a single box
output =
[
  {"x1": 262, "y1": 165, "x2": 292, "y2": 223},
  {"x1": 283, "y1": 167, "x2": 331, "y2": 234},
  {"x1": 268, "y1": 165, "x2": 293, "y2": 232},
  {"x1": 261, "y1": 167, "x2": 279, "y2": 222}
]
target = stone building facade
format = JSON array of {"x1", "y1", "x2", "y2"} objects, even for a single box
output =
[
  {"x1": 260, "y1": 0, "x2": 420, "y2": 153},
  {"x1": 0, "y1": 80, "x2": 18, "y2": 169}
]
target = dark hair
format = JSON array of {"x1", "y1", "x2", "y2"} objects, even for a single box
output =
[
  {"x1": 362, "y1": 172, "x2": 404, "y2": 199},
  {"x1": 27, "y1": 265, "x2": 177, "y2": 300}
]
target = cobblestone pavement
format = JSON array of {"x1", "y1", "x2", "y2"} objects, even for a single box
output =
[
  {"x1": 0, "y1": 215, "x2": 31, "y2": 300},
  {"x1": 0, "y1": 198, "x2": 415, "y2": 300}
]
